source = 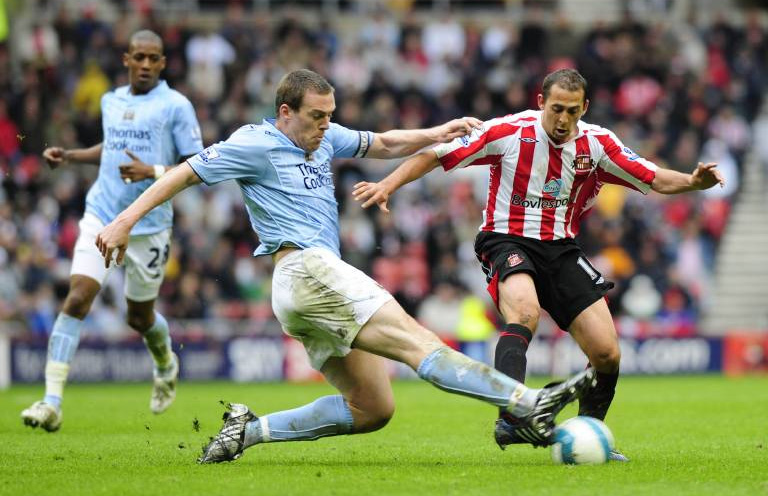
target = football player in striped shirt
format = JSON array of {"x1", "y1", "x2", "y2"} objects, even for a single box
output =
[{"x1": 353, "y1": 68, "x2": 725, "y2": 461}]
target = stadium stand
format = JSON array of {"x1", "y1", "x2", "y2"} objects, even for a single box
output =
[{"x1": 1, "y1": 0, "x2": 766, "y2": 359}]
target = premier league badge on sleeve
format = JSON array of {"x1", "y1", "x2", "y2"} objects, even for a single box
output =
[{"x1": 198, "y1": 146, "x2": 220, "y2": 163}]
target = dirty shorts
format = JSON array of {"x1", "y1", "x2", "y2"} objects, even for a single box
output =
[{"x1": 271, "y1": 247, "x2": 393, "y2": 370}]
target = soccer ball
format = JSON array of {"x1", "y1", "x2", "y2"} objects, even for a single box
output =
[{"x1": 550, "y1": 416, "x2": 615, "y2": 465}]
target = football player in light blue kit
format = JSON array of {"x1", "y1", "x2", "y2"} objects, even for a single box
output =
[
  {"x1": 21, "y1": 30, "x2": 203, "y2": 432},
  {"x1": 96, "y1": 69, "x2": 595, "y2": 463}
]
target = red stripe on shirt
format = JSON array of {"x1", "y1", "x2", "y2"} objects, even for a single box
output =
[
  {"x1": 539, "y1": 143, "x2": 563, "y2": 240},
  {"x1": 507, "y1": 126, "x2": 537, "y2": 236},
  {"x1": 468, "y1": 154, "x2": 502, "y2": 167},
  {"x1": 440, "y1": 123, "x2": 520, "y2": 171},
  {"x1": 564, "y1": 135, "x2": 592, "y2": 236},
  {"x1": 482, "y1": 155, "x2": 503, "y2": 231},
  {"x1": 568, "y1": 173, "x2": 599, "y2": 237}
]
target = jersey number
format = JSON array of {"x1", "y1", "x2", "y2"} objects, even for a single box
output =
[{"x1": 147, "y1": 244, "x2": 170, "y2": 278}]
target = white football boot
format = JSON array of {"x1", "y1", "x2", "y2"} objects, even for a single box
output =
[
  {"x1": 150, "y1": 353, "x2": 179, "y2": 414},
  {"x1": 21, "y1": 401, "x2": 62, "y2": 432}
]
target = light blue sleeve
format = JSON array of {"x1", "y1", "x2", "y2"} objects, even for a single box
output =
[
  {"x1": 326, "y1": 122, "x2": 372, "y2": 159},
  {"x1": 172, "y1": 99, "x2": 204, "y2": 157},
  {"x1": 187, "y1": 127, "x2": 263, "y2": 185}
]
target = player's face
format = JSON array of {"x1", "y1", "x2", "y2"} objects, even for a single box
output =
[
  {"x1": 123, "y1": 40, "x2": 166, "y2": 95},
  {"x1": 281, "y1": 90, "x2": 335, "y2": 154},
  {"x1": 538, "y1": 84, "x2": 589, "y2": 145}
]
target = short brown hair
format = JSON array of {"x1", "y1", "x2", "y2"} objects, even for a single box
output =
[
  {"x1": 542, "y1": 69, "x2": 587, "y2": 102},
  {"x1": 275, "y1": 69, "x2": 334, "y2": 113}
]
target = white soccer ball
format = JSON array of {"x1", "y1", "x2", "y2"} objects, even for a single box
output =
[{"x1": 550, "y1": 416, "x2": 615, "y2": 465}]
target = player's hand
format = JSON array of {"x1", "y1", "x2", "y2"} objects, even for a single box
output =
[
  {"x1": 42, "y1": 147, "x2": 68, "y2": 169},
  {"x1": 434, "y1": 117, "x2": 483, "y2": 143},
  {"x1": 95, "y1": 221, "x2": 130, "y2": 268},
  {"x1": 119, "y1": 149, "x2": 153, "y2": 184},
  {"x1": 691, "y1": 162, "x2": 725, "y2": 190},
  {"x1": 352, "y1": 181, "x2": 390, "y2": 212}
]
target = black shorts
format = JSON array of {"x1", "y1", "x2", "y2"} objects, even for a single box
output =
[{"x1": 474, "y1": 231, "x2": 614, "y2": 330}]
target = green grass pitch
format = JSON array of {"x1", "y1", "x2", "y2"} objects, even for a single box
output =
[{"x1": 1, "y1": 376, "x2": 766, "y2": 496}]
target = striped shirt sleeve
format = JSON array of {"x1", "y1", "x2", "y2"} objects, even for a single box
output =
[
  {"x1": 594, "y1": 130, "x2": 658, "y2": 193},
  {"x1": 434, "y1": 117, "x2": 523, "y2": 172}
]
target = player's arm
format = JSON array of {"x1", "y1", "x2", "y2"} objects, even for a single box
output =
[
  {"x1": 651, "y1": 162, "x2": 725, "y2": 194},
  {"x1": 42, "y1": 143, "x2": 103, "y2": 168},
  {"x1": 95, "y1": 162, "x2": 202, "y2": 268},
  {"x1": 365, "y1": 117, "x2": 481, "y2": 159},
  {"x1": 353, "y1": 150, "x2": 441, "y2": 213},
  {"x1": 119, "y1": 150, "x2": 198, "y2": 184}
]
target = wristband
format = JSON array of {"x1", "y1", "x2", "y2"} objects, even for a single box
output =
[{"x1": 153, "y1": 165, "x2": 165, "y2": 179}]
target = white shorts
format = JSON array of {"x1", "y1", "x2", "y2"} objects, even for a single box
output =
[
  {"x1": 71, "y1": 213, "x2": 171, "y2": 302},
  {"x1": 271, "y1": 247, "x2": 393, "y2": 370}
]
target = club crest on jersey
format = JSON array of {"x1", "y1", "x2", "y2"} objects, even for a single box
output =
[
  {"x1": 507, "y1": 253, "x2": 524, "y2": 268},
  {"x1": 542, "y1": 178, "x2": 562, "y2": 197},
  {"x1": 571, "y1": 154, "x2": 594, "y2": 174},
  {"x1": 123, "y1": 109, "x2": 135, "y2": 120},
  {"x1": 197, "y1": 146, "x2": 220, "y2": 163}
]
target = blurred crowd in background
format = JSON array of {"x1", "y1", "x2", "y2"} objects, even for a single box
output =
[{"x1": 1, "y1": 0, "x2": 766, "y2": 343}]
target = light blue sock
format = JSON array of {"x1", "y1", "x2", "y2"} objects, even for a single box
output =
[
  {"x1": 44, "y1": 313, "x2": 83, "y2": 408},
  {"x1": 142, "y1": 312, "x2": 172, "y2": 372},
  {"x1": 417, "y1": 346, "x2": 538, "y2": 417},
  {"x1": 243, "y1": 395, "x2": 354, "y2": 447}
]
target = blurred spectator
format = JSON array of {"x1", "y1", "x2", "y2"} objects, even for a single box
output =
[
  {"x1": 185, "y1": 27, "x2": 235, "y2": 102},
  {"x1": 2, "y1": 3, "x2": 760, "y2": 341}
]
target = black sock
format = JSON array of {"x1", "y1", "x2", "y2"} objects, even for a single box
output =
[
  {"x1": 495, "y1": 323, "x2": 533, "y2": 419},
  {"x1": 578, "y1": 370, "x2": 619, "y2": 421}
]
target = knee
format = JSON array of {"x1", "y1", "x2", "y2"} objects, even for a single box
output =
[
  {"x1": 126, "y1": 312, "x2": 153, "y2": 333},
  {"x1": 589, "y1": 346, "x2": 621, "y2": 372},
  {"x1": 350, "y1": 397, "x2": 395, "y2": 434},
  {"x1": 506, "y1": 302, "x2": 540, "y2": 330},
  {"x1": 62, "y1": 290, "x2": 95, "y2": 319}
]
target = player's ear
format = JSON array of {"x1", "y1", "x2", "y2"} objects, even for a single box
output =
[
  {"x1": 122, "y1": 52, "x2": 130, "y2": 68},
  {"x1": 537, "y1": 93, "x2": 545, "y2": 110},
  {"x1": 582, "y1": 99, "x2": 590, "y2": 116},
  {"x1": 277, "y1": 103, "x2": 293, "y2": 120}
]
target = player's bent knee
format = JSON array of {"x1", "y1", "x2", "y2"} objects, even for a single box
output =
[
  {"x1": 126, "y1": 314, "x2": 153, "y2": 332},
  {"x1": 62, "y1": 292, "x2": 95, "y2": 319},
  {"x1": 354, "y1": 406, "x2": 394, "y2": 433},
  {"x1": 590, "y1": 347, "x2": 621, "y2": 371}
]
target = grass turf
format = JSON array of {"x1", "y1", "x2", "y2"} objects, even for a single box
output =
[{"x1": 1, "y1": 376, "x2": 766, "y2": 496}]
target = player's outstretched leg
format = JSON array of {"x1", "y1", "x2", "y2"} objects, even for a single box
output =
[
  {"x1": 198, "y1": 394, "x2": 355, "y2": 464},
  {"x1": 414, "y1": 346, "x2": 595, "y2": 446}
]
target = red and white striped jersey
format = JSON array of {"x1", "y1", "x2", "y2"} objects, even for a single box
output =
[{"x1": 433, "y1": 110, "x2": 658, "y2": 240}]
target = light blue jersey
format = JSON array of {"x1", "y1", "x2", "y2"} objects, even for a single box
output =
[
  {"x1": 86, "y1": 80, "x2": 203, "y2": 235},
  {"x1": 187, "y1": 119, "x2": 372, "y2": 257}
]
